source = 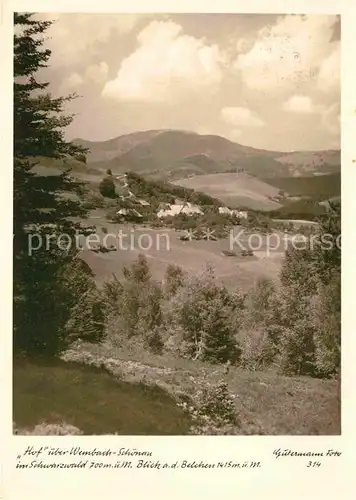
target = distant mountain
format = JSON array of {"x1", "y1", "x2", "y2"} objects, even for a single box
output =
[{"x1": 74, "y1": 129, "x2": 340, "y2": 181}]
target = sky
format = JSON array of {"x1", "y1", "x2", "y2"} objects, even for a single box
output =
[{"x1": 36, "y1": 13, "x2": 340, "y2": 152}]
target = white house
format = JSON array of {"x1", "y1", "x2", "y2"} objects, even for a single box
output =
[
  {"x1": 218, "y1": 207, "x2": 233, "y2": 215},
  {"x1": 218, "y1": 207, "x2": 248, "y2": 219},
  {"x1": 137, "y1": 199, "x2": 150, "y2": 207},
  {"x1": 233, "y1": 210, "x2": 248, "y2": 219},
  {"x1": 157, "y1": 202, "x2": 203, "y2": 218},
  {"x1": 116, "y1": 208, "x2": 142, "y2": 218}
]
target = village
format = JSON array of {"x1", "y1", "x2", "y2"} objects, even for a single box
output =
[{"x1": 107, "y1": 173, "x2": 249, "y2": 223}]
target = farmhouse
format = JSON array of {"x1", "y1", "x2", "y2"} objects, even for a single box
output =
[
  {"x1": 136, "y1": 199, "x2": 150, "y2": 207},
  {"x1": 118, "y1": 190, "x2": 135, "y2": 200},
  {"x1": 116, "y1": 208, "x2": 143, "y2": 219},
  {"x1": 218, "y1": 207, "x2": 248, "y2": 219},
  {"x1": 157, "y1": 202, "x2": 203, "y2": 218},
  {"x1": 218, "y1": 207, "x2": 232, "y2": 215},
  {"x1": 234, "y1": 210, "x2": 248, "y2": 219}
]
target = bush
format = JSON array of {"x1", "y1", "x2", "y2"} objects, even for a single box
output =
[
  {"x1": 179, "y1": 380, "x2": 238, "y2": 434},
  {"x1": 194, "y1": 381, "x2": 237, "y2": 424},
  {"x1": 14, "y1": 421, "x2": 83, "y2": 436},
  {"x1": 145, "y1": 327, "x2": 164, "y2": 355},
  {"x1": 123, "y1": 253, "x2": 151, "y2": 284},
  {"x1": 99, "y1": 176, "x2": 116, "y2": 198}
]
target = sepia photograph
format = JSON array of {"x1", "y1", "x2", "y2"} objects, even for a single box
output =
[{"x1": 13, "y1": 11, "x2": 341, "y2": 436}]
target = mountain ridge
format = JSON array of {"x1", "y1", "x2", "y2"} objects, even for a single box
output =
[{"x1": 73, "y1": 129, "x2": 341, "y2": 181}]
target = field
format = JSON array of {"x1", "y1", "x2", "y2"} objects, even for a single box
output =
[
  {"x1": 76, "y1": 211, "x2": 285, "y2": 291},
  {"x1": 173, "y1": 173, "x2": 282, "y2": 211}
]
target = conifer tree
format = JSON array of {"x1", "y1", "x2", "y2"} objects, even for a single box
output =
[{"x1": 13, "y1": 13, "x2": 104, "y2": 355}]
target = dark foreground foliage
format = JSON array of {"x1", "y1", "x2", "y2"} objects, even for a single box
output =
[{"x1": 13, "y1": 13, "x2": 104, "y2": 356}]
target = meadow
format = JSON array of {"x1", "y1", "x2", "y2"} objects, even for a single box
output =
[{"x1": 75, "y1": 213, "x2": 285, "y2": 291}]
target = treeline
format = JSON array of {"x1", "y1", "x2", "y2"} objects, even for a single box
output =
[
  {"x1": 268, "y1": 199, "x2": 327, "y2": 220},
  {"x1": 263, "y1": 173, "x2": 341, "y2": 200}
]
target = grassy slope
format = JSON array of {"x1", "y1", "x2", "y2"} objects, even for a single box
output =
[
  {"x1": 173, "y1": 173, "x2": 282, "y2": 210},
  {"x1": 14, "y1": 342, "x2": 340, "y2": 436},
  {"x1": 13, "y1": 357, "x2": 191, "y2": 435},
  {"x1": 75, "y1": 342, "x2": 341, "y2": 435}
]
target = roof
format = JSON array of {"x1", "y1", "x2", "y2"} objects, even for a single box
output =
[
  {"x1": 157, "y1": 203, "x2": 203, "y2": 218},
  {"x1": 116, "y1": 208, "x2": 142, "y2": 217},
  {"x1": 218, "y1": 207, "x2": 232, "y2": 215},
  {"x1": 137, "y1": 199, "x2": 150, "y2": 206}
]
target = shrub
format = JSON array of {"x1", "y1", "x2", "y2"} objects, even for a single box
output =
[
  {"x1": 178, "y1": 380, "x2": 239, "y2": 434},
  {"x1": 123, "y1": 253, "x2": 151, "y2": 284},
  {"x1": 145, "y1": 327, "x2": 164, "y2": 355},
  {"x1": 194, "y1": 381, "x2": 237, "y2": 424},
  {"x1": 14, "y1": 421, "x2": 83, "y2": 436},
  {"x1": 99, "y1": 176, "x2": 116, "y2": 198}
]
